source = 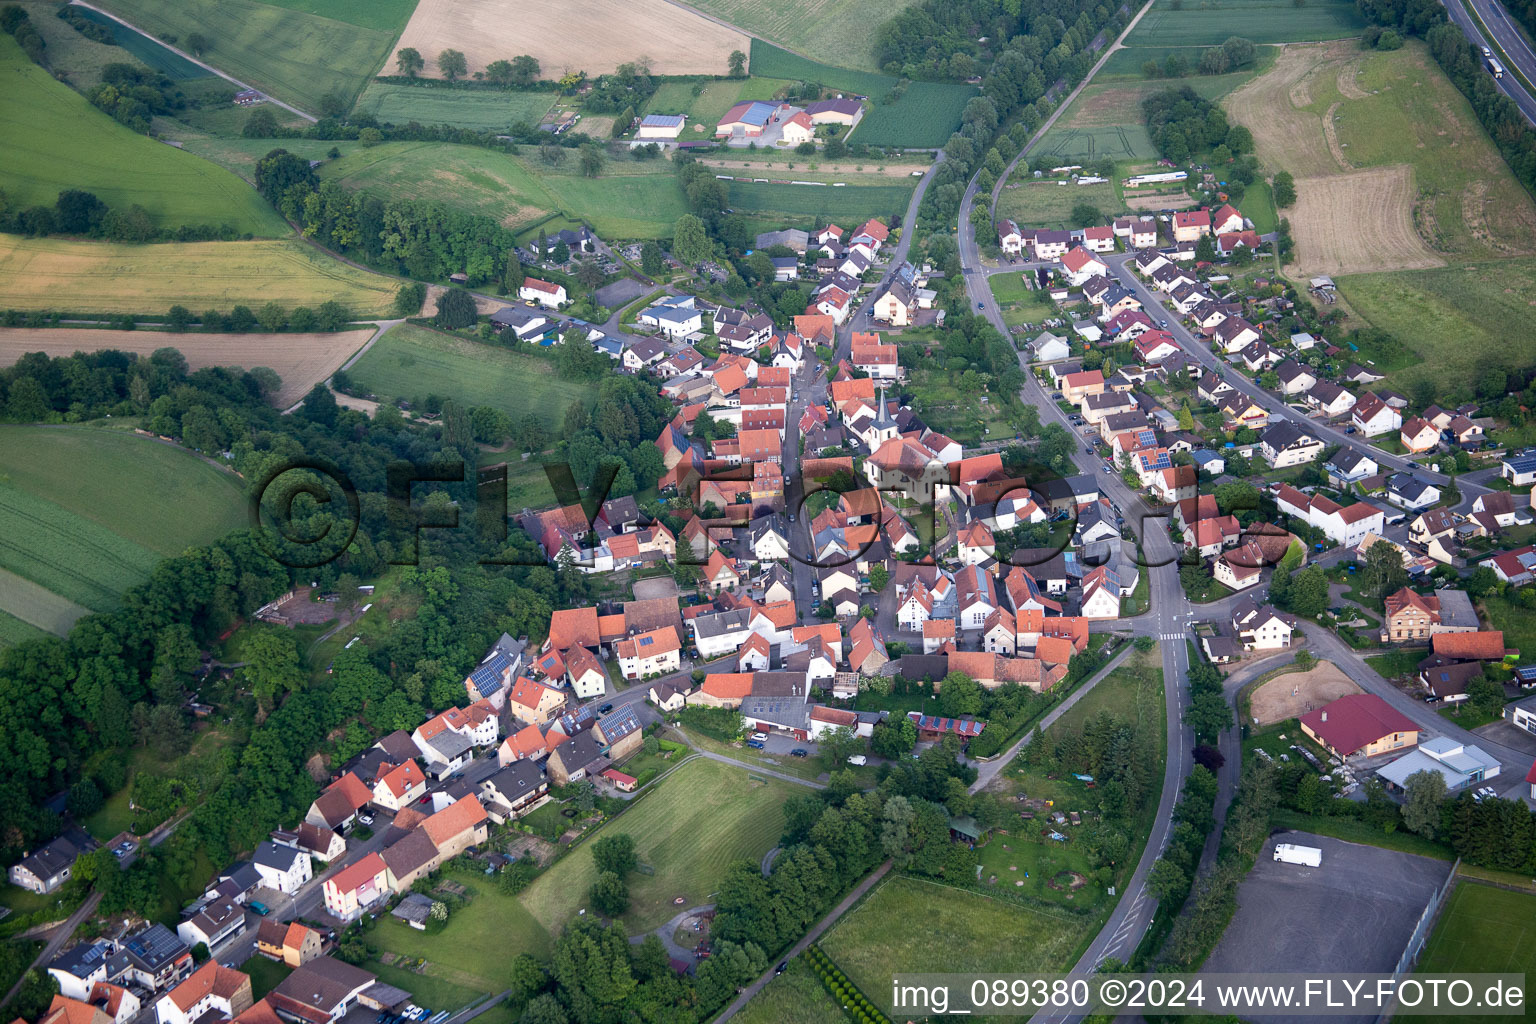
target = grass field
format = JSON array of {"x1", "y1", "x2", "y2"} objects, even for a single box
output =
[
  {"x1": 822, "y1": 876, "x2": 1096, "y2": 1017},
  {"x1": 734, "y1": 956, "x2": 845, "y2": 1024},
  {"x1": 95, "y1": 0, "x2": 401, "y2": 109},
  {"x1": 368, "y1": 884, "x2": 551, "y2": 992},
  {"x1": 987, "y1": 273, "x2": 1057, "y2": 329},
  {"x1": 0, "y1": 234, "x2": 401, "y2": 316},
  {"x1": 0, "y1": 327, "x2": 376, "y2": 407},
  {"x1": 353, "y1": 83, "x2": 559, "y2": 131},
  {"x1": 27, "y1": 2, "x2": 208, "y2": 84},
  {"x1": 645, "y1": 78, "x2": 794, "y2": 134},
  {"x1": 687, "y1": 0, "x2": 922, "y2": 70},
  {"x1": 725, "y1": 180, "x2": 913, "y2": 222},
  {"x1": 255, "y1": 0, "x2": 421, "y2": 32},
  {"x1": 237, "y1": 956, "x2": 291, "y2": 1000},
  {"x1": 1124, "y1": 0, "x2": 1365, "y2": 47},
  {"x1": 996, "y1": 179, "x2": 1122, "y2": 229},
  {"x1": 1226, "y1": 41, "x2": 1536, "y2": 276},
  {"x1": 0, "y1": 427, "x2": 245, "y2": 626},
  {"x1": 518, "y1": 757, "x2": 793, "y2": 933},
  {"x1": 0, "y1": 427, "x2": 246, "y2": 554},
  {"x1": 0, "y1": 35, "x2": 286, "y2": 236},
  {"x1": 393, "y1": 0, "x2": 748, "y2": 79},
  {"x1": 350, "y1": 324, "x2": 596, "y2": 432},
  {"x1": 748, "y1": 41, "x2": 976, "y2": 148},
  {"x1": 1417, "y1": 881, "x2": 1536, "y2": 1016},
  {"x1": 1479, "y1": 594, "x2": 1536, "y2": 665},
  {"x1": 321, "y1": 141, "x2": 686, "y2": 237},
  {"x1": 1335, "y1": 260, "x2": 1536, "y2": 392}
]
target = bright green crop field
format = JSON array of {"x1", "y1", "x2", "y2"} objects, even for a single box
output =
[
  {"x1": 0, "y1": 427, "x2": 245, "y2": 625},
  {"x1": 686, "y1": 0, "x2": 923, "y2": 70},
  {"x1": 0, "y1": 34, "x2": 287, "y2": 235},
  {"x1": 1124, "y1": 0, "x2": 1365, "y2": 47}
]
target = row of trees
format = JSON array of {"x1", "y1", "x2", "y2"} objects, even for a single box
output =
[
  {"x1": 395, "y1": 47, "x2": 541, "y2": 86},
  {"x1": 1142, "y1": 35, "x2": 1257, "y2": 79},
  {"x1": 0, "y1": 185, "x2": 243, "y2": 244}
]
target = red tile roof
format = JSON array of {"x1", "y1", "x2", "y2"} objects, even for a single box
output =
[
  {"x1": 326, "y1": 851, "x2": 386, "y2": 895},
  {"x1": 1300, "y1": 694, "x2": 1417, "y2": 755},
  {"x1": 1431, "y1": 631, "x2": 1507, "y2": 661},
  {"x1": 422, "y1": 794, "x2": 487, "y2": 847}
]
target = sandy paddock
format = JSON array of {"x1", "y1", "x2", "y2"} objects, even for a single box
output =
[
  {"x1": 1250, "y1": 661, "x2": 1364, "y2": 726},
  {"x1": 1286, "y1": 166, "x2": 1445, "y2": 275},
  {"x1": 0, "y1": 327, "x2": 374, "y2": 407},
  {"x1": 391, "y1": 0, "x2": 749, "y2": 79}
]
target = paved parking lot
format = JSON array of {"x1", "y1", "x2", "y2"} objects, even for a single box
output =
[{"x1": 1202, "y1": 832, "x2": 1452, "y2": 1023}]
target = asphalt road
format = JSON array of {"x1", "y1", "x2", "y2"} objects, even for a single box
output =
[{"x1": 1443, "y1": 0, "x2": 1536, "y2": 126}]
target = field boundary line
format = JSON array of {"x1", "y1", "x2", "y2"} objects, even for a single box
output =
[
  {"x1": 884, "y1": 871, "x2": 1100, "y2": 924},
  {"x1": 68, "y1": 1, "x2": 316, "y2": 121}
]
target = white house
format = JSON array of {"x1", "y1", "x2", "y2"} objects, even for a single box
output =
[
  {"x1": 1352, "y1": 393, "x2": 1402, "y2": 437},
  {"x1": 251, "y1": 842, "x2": 312, "y2": 895},
  {"x1": 615, "y1": 626, "x2": 682, "y2": 680},
  {"x1": 1059, "y1": 246, "x2": 1108, "y2": 286},
  {"x1": 519, "y1": 278, "x2": 567, "y2": 308}
]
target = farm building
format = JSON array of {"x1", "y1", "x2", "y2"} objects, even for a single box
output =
[
  {"x1": 805, "y1": 97, "x2": 863, "y2": 127},
  {"x1": 716, "y1": 100, "x2": 778, "y2": 137},
  {"x1": 636, "y1": 113, "x2": 686, "y2": 140},
  {"x1": 780, "y1": 111, "x2": 815, "y2": 145}
]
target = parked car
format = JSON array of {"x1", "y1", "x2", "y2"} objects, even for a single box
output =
[
  {"x1": 789, "y1": 748, "x2": 808, "y2": 758},
  {"x1": 599, "y1": 703, "x2": 614, "y2": 714},
  {"x1": 776, "y1": 962, "x2": 788, "y2": 975},
  {"x1": 746, "y1": 739, "x2": 765, "y2": 749},
  {"x1": 357, "y1": 813, "x2": 374, "y2": 826},
  {"x1": 249, "y1": 901, "x2": 271, "y2": 916}
]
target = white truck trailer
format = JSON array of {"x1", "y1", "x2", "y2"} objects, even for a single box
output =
[{"x1": 1273, "y1": 843, "x2": 1322, "y2": 867}]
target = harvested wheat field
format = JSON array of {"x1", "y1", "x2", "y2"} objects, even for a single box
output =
[
  {"x1": 0, "y1": 235, "x2": 402, "y2": 316},
  {"x1": 393, "y1": 0, "x2": 749, "y2": 79},
  {"x1": 1289, "y1": 166, "x2": 1444, "y2": 275},
  {"x1": 0, "y1": 328, "x2": 374, "y2": 407},
  {"x1": 1250, "y1": 661, "x2": 1363, "y2": 726}
]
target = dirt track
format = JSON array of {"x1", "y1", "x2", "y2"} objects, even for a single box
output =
[
  {"x1": 392, "y1": 0, "x2": 749, "y2": 78},
  {"x1": 1250, "y1": 661, "x2": 1363, "y2": 726},
  {"x1": 0, "y1": 327, "x2": 373, "y2": 407}
]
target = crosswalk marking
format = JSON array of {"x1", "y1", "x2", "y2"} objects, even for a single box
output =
[{"x1": 1159, "y1": 632, "x2": 1184, "y2": 640}]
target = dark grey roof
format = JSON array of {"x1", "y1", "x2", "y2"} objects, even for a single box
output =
[
  {"x1": 740, "y1": 695, "x2": 811, "y2": 731},
  {"x1": 252, "y1": 841, "x2": 303, "y2": 872},
  {"x1": 122, "y1": 923, "x2": 188, "y2": 971},
  {"x1": 428, "y1": 729, "x2": 473, "y2": 759},
  {"x1": 750, "y1": 671, "x2": 808, "y2": 698},
  {"x1": 483, "y1": 760, "x2": 544, "y2": 803},
  {"x1": 220, "y1": 861, "x2": 262, "y2": 893},
  {"x1": 599, "y1": 703, "x2": 642, "y2": 744},
  {"x1": 692, "y1": 607, "x2": 751, "y2": 639},
  {"x1": 49, "y1": 940, "x2": 115, "y2": 978},
  {"x1": 556, "y1": 729, "x2": 606, "y2": 772},
  {"x1": 16, "y1": 833, "x2": 87, "y2": 883}
]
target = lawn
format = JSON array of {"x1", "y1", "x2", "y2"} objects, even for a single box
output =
[
  {"x1": 1364, "y1": 647, "x2": 1428, "y2": 681},
  {"x1": 94, "y1": 0, "x2": 400, "y2": 109},
  {"x1": 821, "y1": 876, "x2": 1096, "y2": 1017},
  {"x1": 353, "y1": 84, "x2": 559, "y2": 131},
  {"x1": 725, "y1": 180, "x2": 914, "y2": 226},
  {"x1": 733, "y1": 956, "x2": 845, "y2": 1024},
  {"x1": 0, "y1": 427, "x2": 245, "y2": 627},
  {"x1": 1337, "y1": 260, "x2": 1536, "y2": 394},
  {"x1": 0, "y1": 234, "x2": 402, "y2": 316},
  {"x1": 518, "y1": 757, "x2": 794, "y2": 933},
  {"x1": 1124, "y1": 0, "x2": 1365, "y2": 46},
  {"x1": 1419, "y1": 881, "x2": 1536, "y2": 1002},
  {"x1": 0, "y1": 35, "x2": 286, "y2": 236},
  {"x1": 369, "y1": 882, "x2": 552, "y2": 990},
  {"x1": 688, "y1": 0, "x2": 923, "y2": 70},
  {"x1": 748, "y1": 41, "x2": 976, "y2": 148},
  {"x1": 987, "y1": 273, "x2": 1058, "y2": 329},
  {"x1": 237, "y1": 956, "x2": 291, "y2": 1000},
  {"x1": 349, "y1": 324, "x2": 597, "y2": 434}
]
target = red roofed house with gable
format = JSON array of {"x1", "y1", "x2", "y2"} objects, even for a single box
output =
[{"x1": 518, "y1": 277, "x2": 567, "y2": 308}]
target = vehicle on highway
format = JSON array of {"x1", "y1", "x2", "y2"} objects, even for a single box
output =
[
  {"x1": 1483, "y1": 45, "x2": 1493, "y2": 57},
  {"x1": 976, "y1": 302, "x2": 984, "y2": 309}
]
